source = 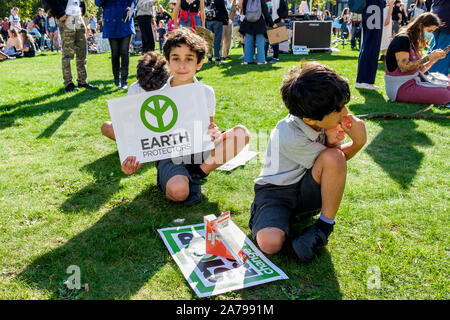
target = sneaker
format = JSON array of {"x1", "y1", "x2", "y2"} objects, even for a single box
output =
[
  {"x1": 208, "y1": 57, "x2": 213, "y2": 63},
  {"x1": 78, "y1": 82, "x2": 99, "y2": 90},
  {"x1": 65, "y1": 83, "x2": 79, "y2": 92},
  {"x1": 355, "y1": 82, "x2": 379, "y2": 90},
  {"x1": 257, "y1": 61, "x2": 267, "y2": 65},
  {"x1": 114, "y1": 79, "x2": 120, "y2": 87},
  {"x1": 292, "y1": 224, "x2": 329, "y2": 263},
  {"x1": 185, "y1": 173, "x2": 203, "y2": 206},
  {"x1": 120, "y1": 81, "x2": 128, "y2": 90},
  {"x1": 268, "y1": 57, "x2": 279, "y2": 63},
  {"x1": 222, "y1": 56, "x2": 231, "y2": 60},
  {"x1": 215, "y1": 58, "x2": 221, "y2": 64},
  {"x1": 243, "y1": 61, "x2": 249, "y2": 65}
]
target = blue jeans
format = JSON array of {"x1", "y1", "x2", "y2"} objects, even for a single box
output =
[
  {"x1": 244, "y1": 33, "x2": 265, "y2": 63},
  {"x1": 356, "y1": 0, "x2": 383, "y2": 84},
  {"x1": 179, "y1": 14, "x2": 202, "y2": 28},
  {"x1": 206, "y1": 20, "x2": 223, "y2": 60},
  {"x1": 428, "y1": 30, "x2": 450, "y2": 76}
]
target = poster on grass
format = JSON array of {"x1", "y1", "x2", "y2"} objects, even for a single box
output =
[
  {"x1": 107, "y1": 83, "x2": 215, "y2": 164},
  {"x1": 158, "y1": 223, "x2": 288, "y2": 298}
]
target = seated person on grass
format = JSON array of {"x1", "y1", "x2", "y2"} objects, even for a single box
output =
[
  {"x1": 249, "y1": 62, "x2": 367, "y2": 263},
  {"x1": 106, "y1": 29, "x2": 251, "y2": 206},
  {"x1": 101, "y1": 51, "x2": 171, "y2": 140}
]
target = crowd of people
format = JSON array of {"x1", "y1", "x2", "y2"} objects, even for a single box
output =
[
  {"x1": 1, "y1": 0, "x2": 448, "y2": 102},
  {"x1": 0, "y1": 6, "x2": 105, "y2": 61}
]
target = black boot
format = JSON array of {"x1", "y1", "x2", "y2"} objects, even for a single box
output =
[{"x1": 292, "y1": 223, "x2": 331, "y2": 263}]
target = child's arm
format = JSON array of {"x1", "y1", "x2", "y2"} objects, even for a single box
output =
[
  {"x1": 121, "y1": 156, "x2": 143, "y2": 175},
  {"x1": 337, "y1": 114, "x2": 367, "y2": 160}
]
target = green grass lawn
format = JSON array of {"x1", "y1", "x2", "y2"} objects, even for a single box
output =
[{"x1": 0, "y1": 44, "x2": 449, "y2": 300}]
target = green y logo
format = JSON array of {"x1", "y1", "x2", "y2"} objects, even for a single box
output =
[{"x1": 140, "y1": 95, "x2": 178, "y2": 133}]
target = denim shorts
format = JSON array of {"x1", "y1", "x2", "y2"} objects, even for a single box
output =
[
  {"x1": 156, "y1": 151, "x2": 211, "y2": 194},
  {"x1": 249, "y1": 169, "x2": 322, "y2": 239}
]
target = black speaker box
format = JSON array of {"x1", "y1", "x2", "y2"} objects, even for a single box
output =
[{"x1": 292, "y1": 21, "x2": 332, "y2": 50}]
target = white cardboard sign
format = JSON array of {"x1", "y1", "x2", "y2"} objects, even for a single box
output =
[
  {"x1": 107, "y1": 83, "x2": 215, "y2": 164},
  {"x1": 158, "y1": 222, "x2": 288, "y2": 297}
]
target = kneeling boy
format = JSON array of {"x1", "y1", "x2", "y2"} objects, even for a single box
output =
[
  {"x1": 249, "y1": 62, "x2": 367, "y2": 262},
  {"x1": 122, "y1": 28, "x2": 250, "y2": 206}
]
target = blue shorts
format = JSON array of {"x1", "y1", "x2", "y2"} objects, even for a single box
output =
[{"x1": 249, "y1": 169, "x2": 322, "y2": 240}]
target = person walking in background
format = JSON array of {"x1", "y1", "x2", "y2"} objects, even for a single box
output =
[
  {"x1": 266, "y1": 0, "x2": 288, "y2": 63},
  {"x1": 222, "y1": 0, "x2": 236, "y2": 61},
  {"x1": 355, "y1": 0, "x2": 385, "y2": 90},
  {"x1": 239, "y1": 0, "x2": 274, "y2": 65},
  {"x1": 155, "y1": 4, "x2": 171, "y2": 25},
  {"x1": 95, "y1": 0, "x2": 136, "y2": 89},
  {"x1": 34, "y1": 8, "x2": 47, "y2": 50},
  {"x1": 333, "y1": 14, "x2": 341, "y2": 36},
  {"x1": 136, "y1": 0, "x2": 157, "y2": 53},
  {"x1": 173, "y1": 0, "x2": 205, "y2": 30},
  {"x1": 156, "y1": 19, "x2": 166, "y2": 52},
  {"x1": 204, "y1": 0, "x2": 228, "y2": 63},
  {"x1": 380, "y1": 0, "x2": 395, "y2": 62},
  {"x1": 88, "y1": 14, "x2": 98, "y2": 33},
  {"x1": 350, "y1": 11, "x2": 362, "y2": 49},
  {"x1": 392, "y1": 0, "x2": 402, "y2": 35},
  {"x1": 9, "y1": 7, "x2": 21, "y2": 30},
  {"x1": 427, "y1": 0, "x2": 450, "y2": 76},
  {"x1": 46, "y1": 15, "x2": 60, "y2": 52},
  {"x1": 45, "y1": 0, "x2": 98, "y2": 92}
]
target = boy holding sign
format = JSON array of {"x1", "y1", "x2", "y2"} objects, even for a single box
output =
[
  {"x1": 122, "y1": 28, "x2": 250, "y2": 206},
  {"x1": 249, "y1": 62, "x2": 367, "y2": 263}
]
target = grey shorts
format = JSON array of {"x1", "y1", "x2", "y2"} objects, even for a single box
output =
[
  {"x1": 249, "y1": 169, "x2": 322, "y2": 240},
  {"x1": 156, "y1": 151, "x2": 211, "y2": 194}
]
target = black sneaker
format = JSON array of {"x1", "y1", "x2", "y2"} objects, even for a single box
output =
[
  {"x1": 114, "y1": 79, "x2": 120, "y2": 87},
  {"x1": 65, "y1": 83, "x2": 79, "y2": 92},
  {"x1": 292, "y1": 224, "x2": 329, "y2": 263},
  {"x1": 78, "y1": 82, "x2": 99, "y2": 90},
  {"x1": 185, "y1": 173, "x2": 203, "y2": 206}
]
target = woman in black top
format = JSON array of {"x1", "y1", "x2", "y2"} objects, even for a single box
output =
[
  {"x1": 173, "y1": 0, "x2": 205, "y2": 30},
  {"x1": 155, "y1": 4, "x2": 172, "y2": 25}
]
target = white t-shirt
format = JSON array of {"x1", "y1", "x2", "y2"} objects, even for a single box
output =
[
  {"x1": 162, "y1": 76, "x2": 215, "y2": 117},
  {"x1": 66, "y1": 0, "x2": 82, "y2": 16},
  {"x1": 127, "y1": 81, "x2": 147, "y2": 96}
]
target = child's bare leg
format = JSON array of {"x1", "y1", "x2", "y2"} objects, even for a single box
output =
[
  {"x1": 200, "y1": 125, "x2": 250, "y2": 174},
  {"x1": 165, "y1": 175, "x2": 190, "y2": 202},
  {"x1": 256, "y1": 227, "x2": 286, "y2": 255},
  {"x1": 311, "y1": 148, "x2": 347, "y2": 220},
  {"x1": 101, "y1": 121, "x2": 116, "y2": 141}
]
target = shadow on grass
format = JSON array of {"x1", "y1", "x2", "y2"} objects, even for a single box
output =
[
  {"x1": 0, "y1": 79, "x2": 118, "y2": 138},
  {"x1": 349, "y1": 89, "x2": 446, "y2": 189},
  {"x1": 16, "y1": 184, "x2": 223, "y2": 299},
  {"x1": 60, "y1": 152, "x2": 153, "y2": 214}
]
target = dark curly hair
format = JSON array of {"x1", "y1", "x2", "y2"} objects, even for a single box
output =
[
  {"x1": 163, "y1": 28, "x2": 207, "y2": 63},
  {"x1": 280, "y1": 62, "x2": 350, "y2": 121},
  {"x1": 136, "y1": 51, "x2": 169, "y2": 91}
]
